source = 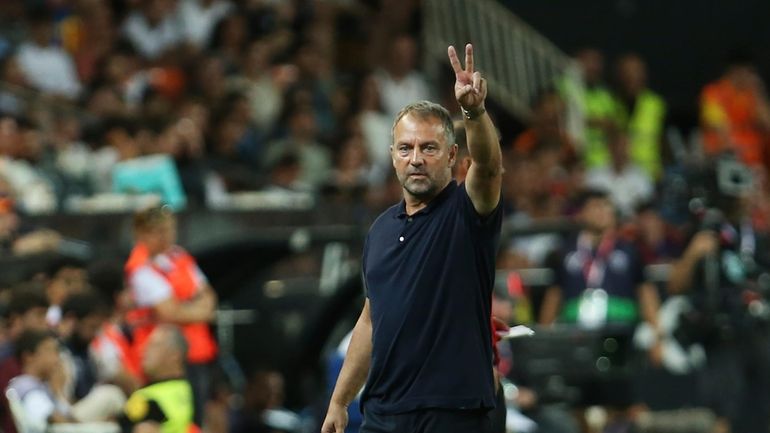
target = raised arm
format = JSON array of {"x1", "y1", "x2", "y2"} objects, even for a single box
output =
[
  {"x1": 321, "y1": 299, "x2": 373, "y2": 433},
  {"x1": 448, "y1": 44, "x2": 503, "y2": 216}
]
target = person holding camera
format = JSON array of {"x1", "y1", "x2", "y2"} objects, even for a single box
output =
[{"x1": 668, "y1": 161, "x2": 770, "y2": 433}]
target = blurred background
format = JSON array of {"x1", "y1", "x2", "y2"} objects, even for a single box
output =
[{"x1": 0, "y1": 0, "x2": 769, "y2": 432}]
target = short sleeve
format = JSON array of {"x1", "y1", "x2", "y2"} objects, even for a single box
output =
[
  {"x1": 458, "y1": 183, "x2": 504, "y2": 234},
  {"x1": 90, "y1": 337, "x2": 120, "y2": 381},
  {"x1": 130, "y1": 266, "x2": 173, "y2": 307}
]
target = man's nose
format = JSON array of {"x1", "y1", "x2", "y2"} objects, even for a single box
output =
[{"x1": 410, "y1": 147, "x2": 424, "y2": 165}]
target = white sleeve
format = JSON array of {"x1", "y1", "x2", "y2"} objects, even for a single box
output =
[
  {"x1": 90, "y1": 337, "x2": 120, "y2": 381},
  {"x1": 23, "y1": 390, "x2": 55, "y2": 430},
  {"x1": 130, "y1": 266, "x2": 173, "y2": 307}
]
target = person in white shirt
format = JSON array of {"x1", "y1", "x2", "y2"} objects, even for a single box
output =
[
  {"x1": 122, "y1": 0, "x2": 183, "y2": 60},
  {"x1": 585, "y1": 128, "x2": 654, "y2": 218},
  {"x1": 7, "y1": 330, "x2": 72, "y2": 433},
  {"x1": 176, "y1": 0, "x2": 233, "y2": 49},
  {"x1": 374, "y1": 35, "x2": 433, "y2": 119},
  {"x1": 16, "y1": 10, "x2": 82, "y2": 99}
]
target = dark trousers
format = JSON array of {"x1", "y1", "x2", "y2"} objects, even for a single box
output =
[
  {"x1": 487, "y1": 389, "x2": 507, "y2": 433},
  {"x1": 361, "y1": 408, "x2": 491, "y2": 433},
  {"x1": 698, "y1": 334, "x2": 770, "y2": 433},
  {"x1": 186, "y1": 361, "x2": 213, "y2": 427}
]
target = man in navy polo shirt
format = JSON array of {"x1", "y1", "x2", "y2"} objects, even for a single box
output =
[{"x1": 321, "y1": 43, "x2": 503, "y2": 433}]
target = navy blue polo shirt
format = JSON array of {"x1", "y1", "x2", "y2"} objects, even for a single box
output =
[{"x1": 360, "y1": 180, "x2": 503, "y2": 415}]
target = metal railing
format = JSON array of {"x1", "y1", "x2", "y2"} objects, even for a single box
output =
[{"x1": 422, "y1": 0, "x2": 583, "y2": 128}]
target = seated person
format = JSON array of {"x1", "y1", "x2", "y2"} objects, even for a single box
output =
[
  {"x1": 0, "y1": 288, "x2": 49, "y2": 433},
  {"x1": 120, "y1": 325, "x2": 197, "y2": 433},
  {"x1": 6, "y1": 329, "x2": 72, "y2": 433}
]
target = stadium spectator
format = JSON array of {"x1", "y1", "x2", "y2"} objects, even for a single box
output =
[
  {"x1": 58, "y1": 292, "x2": 110, "y2": 401},
  {"x1": 264, "y1": 104, "x2": 332, "y2": 191},
  {"x1": 700, "y1": 49, "x2": 770, "y2": 167},
  {"x1": 122, "y1": 0, "x2": 183, "y2": 61},
  {"x1": 0, "y1": 287, "x2": 48, "y2": 433},
  {"x1": 325, "y1": 134, "x2": 372, "y2": 199},
  {"x1": 63, "y1": 0, "x2": 119, "y2": 87},
  {"x1": 125, "y1": 205, "x2": 217, "y2": 427},
  {"x1": 176, "y1": 0, "x2": 234, "y2": 51},
  {"x1": 585, "y1": 128, "x2": 654, "y2": 218},
  {"x1": 512, "y1": 89, "x2": 575, "y2": 162},
  {"x1": 374, "y1": 35, "x2": 432, "y2": 119},
  {"x1": 0, "y1": 174, "x2": 61, "y2": 256},
  {"x1": 16, "y1": 8, "x2": 82, "y2": 99},
  {"x1": 354, "y1": 74, "x2": 392, "y2": 180},
  {"x1": 43, "y1": 258, "x2": 89, "y2": 327},
  {"x1": 207, "y1": 13, "x2": 249, "y2": 74},
  {"x1": 0, "y1": 55, "x2": 29, "y2": 116},
  {"x1": 6, "y1": 329, "x2": 73, "y2": 433},
  {"x1": 0, "y1": 116, "x2": 58, "y2": 214},
  {"x1": 571, "y1": 48, "x2": 618, "y2": 170},
  {"x1": 613, "y1": 53, "x2": 667, "y2": 179}
]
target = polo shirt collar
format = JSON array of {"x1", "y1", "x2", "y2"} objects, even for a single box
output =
[{"x1": 395, "y1": 180, "x2": 457, "y2": 219}]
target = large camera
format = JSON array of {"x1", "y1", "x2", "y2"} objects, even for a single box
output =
[{"x1": 673, "y1": 154, "x2": 770, "y2": 347}]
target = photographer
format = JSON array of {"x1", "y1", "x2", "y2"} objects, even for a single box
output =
[{"x1": 668, "y1": 157, "x2": 770, "y2": 433}]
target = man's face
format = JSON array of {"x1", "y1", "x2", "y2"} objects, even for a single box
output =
[
  {"x1": 391, "y1": 114, "x2": 456, "y2": 201},
  {"x1": 76, "y1": 313, "x2": 106, "y2": 346},
  {"x1": 580, "y1": 197, "x2": 616, "y2": 233},
  {"x1": 142, "y1": 218, "x2": 177, "y2": 255},
  {"x1": 21, "y1": 307, "x2": 48, "y2": 332},
  {"x1": 31, "y1": 338, "x2": 60, "y2": 380}
]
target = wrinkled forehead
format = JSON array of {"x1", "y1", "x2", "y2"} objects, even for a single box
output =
[{"x1": 393, "y1": 113, "x2": 449, "y2": 145}]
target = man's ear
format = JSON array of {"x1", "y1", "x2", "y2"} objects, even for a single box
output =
[{"x1": 448, "y1": 143, "x2": 458, "y2": 167}]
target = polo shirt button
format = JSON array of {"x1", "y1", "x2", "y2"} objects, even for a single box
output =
[
  {"x1": 407, "y1": 217, "x2": 413, "y2": 222},
  {"x1": 399, "y1": 236, "x2": 404, "y2": 242}
]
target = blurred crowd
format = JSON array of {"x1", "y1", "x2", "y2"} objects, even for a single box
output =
[
  {"x1": 0, "y1": 0, "x2": 424, "y2": 217},
  {"x1": 2, "y1": 0, "x2": 770, "y2": 433}
]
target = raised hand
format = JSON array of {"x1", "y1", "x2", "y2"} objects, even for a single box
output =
[{"x1": 448, "y1": 44, "x2": 487, "y2": 110}]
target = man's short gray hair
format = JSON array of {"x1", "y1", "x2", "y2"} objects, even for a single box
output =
[{"x1": 391, "y1": 101, "x2": 455, "y2": 147}]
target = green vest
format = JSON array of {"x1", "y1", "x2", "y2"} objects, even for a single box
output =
[
  {"x1": 581, "y1": 86, "x2": 617, "y2": 169},
  {"x1": 124, "y1": 379, "x2": 194, "y2": 433},
  {"x1": 615, "y1": 90, "x2": 666, "y2": 179}
]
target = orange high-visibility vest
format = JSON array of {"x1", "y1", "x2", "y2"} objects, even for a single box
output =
[
  {"x1": 91, "y1": 322, "x2": 143, "y2": 381},
  {"x1": 125, "y1": 243, "x2": 218, "y2": 365}
]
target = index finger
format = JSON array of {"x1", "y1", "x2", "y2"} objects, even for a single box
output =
[
  {"x1": 465, "y1": 43, "x2": 474, "y2": 73},
  {"x1": 447, "y1": 45, "x2": 463, "y2": 74}
]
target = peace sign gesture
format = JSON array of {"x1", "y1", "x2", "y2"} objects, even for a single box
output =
[{"x1": 448, "y1": 44, "x2": 487, "y2": 110}]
